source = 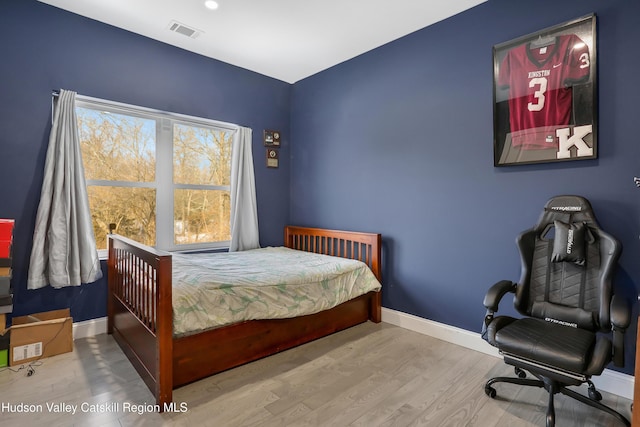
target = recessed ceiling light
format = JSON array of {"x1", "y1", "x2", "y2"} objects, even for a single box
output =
[{"x1": 204, "y1": 1, "x2": 219, "y2": 10}]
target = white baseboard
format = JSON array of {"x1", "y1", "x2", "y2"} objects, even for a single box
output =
[
  {"x1": 381, "y1": 307, "x2": 634, "y2": 401},
  {"x1": 72, "y1": 316, "x2": 107, "y2": 340}
]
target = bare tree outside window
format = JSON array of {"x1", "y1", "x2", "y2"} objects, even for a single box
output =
[
  {"x1": 173, "y1": 124, "x2": 231, "y2": 245},
  {"x1": 76, "y1": 103, "x2": 232, "y2": 252}
]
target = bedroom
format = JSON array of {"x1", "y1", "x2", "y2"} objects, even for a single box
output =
[{"x1": 0, "y1": 0, "x2": 638, "y2": 425}]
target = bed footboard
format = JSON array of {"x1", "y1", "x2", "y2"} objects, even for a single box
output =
[{"x1": 107, "y1": 235, "x2": 173, "y2": 407}]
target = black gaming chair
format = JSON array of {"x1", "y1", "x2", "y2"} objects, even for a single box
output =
[{"x1": 482, "y1": 195, "x2": 630, "y2": 427}]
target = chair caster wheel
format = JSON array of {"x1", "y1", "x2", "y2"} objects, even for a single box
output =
[
  {"x1": 588, "y1": 387, "x2": 602, "y2": 401},
  {"x1": 485, "y1": 385, "x2": 497, "y2": 398},
  {"x1": 515, "y1": 367, "x2": 527, "y2": 378}
]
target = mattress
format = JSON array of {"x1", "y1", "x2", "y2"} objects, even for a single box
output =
[{"x1": 171, "y1": 246, "x2": 382, "y2": 336}]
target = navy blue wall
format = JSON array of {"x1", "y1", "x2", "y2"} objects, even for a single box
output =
[
  {"x1": 0, "y1": 1, "x2": 291, "y2": 322},
  {"x1": 1, "y1": 0, "x2": 638, "y2": 377},
  {"x1": 290, "y1": 0, "x2": 640, "y2": 374}
]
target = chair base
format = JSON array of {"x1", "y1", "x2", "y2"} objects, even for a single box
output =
[{"x1": 484, "y1": 371, "x2": 630, "y2": 427}]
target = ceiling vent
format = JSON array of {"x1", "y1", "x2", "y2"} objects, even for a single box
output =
[{"x1": 167, "y1": 21, "x2": 202, "y2": 39}]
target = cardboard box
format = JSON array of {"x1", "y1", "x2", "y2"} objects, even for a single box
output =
[
  {"x1": 0, "y1": 313, "x2": 5, "y2": 332},
  {"x1": 9, "y1": 309, "x2": 73, "y2": 366}
]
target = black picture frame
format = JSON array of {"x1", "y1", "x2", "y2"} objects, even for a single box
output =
[{"x1": 493, "y1": 14, "x2": 597, "y2": 166}]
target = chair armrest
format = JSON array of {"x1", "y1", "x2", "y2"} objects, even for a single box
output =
[
  {"x1": 483, "y1": 280, "x2": 516, "y2": 312},
  {"x1": 481, "y1": 280, "x2": 516, "y2": 341},
  {"x1": 610, "y1": 294, "x2": 630, "y2": 329},
  {"x1": 610, "y1": 294, "x2": 630, "y2": 367}
]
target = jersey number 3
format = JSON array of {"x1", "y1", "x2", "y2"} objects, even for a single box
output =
[{"x1": 527, "y1": 77, "x2": 547, "y2": 112}]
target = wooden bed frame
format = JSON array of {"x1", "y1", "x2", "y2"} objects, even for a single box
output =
[{"x1": 107, "y1": 226, "x2": 382, "y2": 408}]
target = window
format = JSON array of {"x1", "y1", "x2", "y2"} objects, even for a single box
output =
[{"x1": 75, "y1": 96, "x2": 234, "y2": 254}]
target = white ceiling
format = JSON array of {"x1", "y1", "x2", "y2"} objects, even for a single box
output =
[{"x1": 38, "y1": 0, "x2": 486, "y2": 83}]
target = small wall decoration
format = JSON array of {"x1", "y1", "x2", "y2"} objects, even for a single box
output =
[
  {"x1": 263, "y1": 130, "x2": 281, "y2": 147},
  {"x1": 493, "y1": 14, "x2": 597, "y2": 166},
  {"x1": 266, "y1": 148, "x2": 279, "y2": 168}
]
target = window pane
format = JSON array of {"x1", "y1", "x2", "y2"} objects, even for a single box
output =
[
  {"x1": 174, "y1": 189, "x2": 230, "y2": 244},
  {"x1": 173, "y1": 124, "x2": 231, "y2": 186},
  {"x1": 88, "y1": 186, "x2": 156, "y2": 250},
  {"x1": 77, "y1": 107, "x2": 156, "y2": 182},
  {"x1": 76, "y1": 96, "x2": 234, "y2": 251}
]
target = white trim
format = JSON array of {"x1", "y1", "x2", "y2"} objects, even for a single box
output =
[
  {"x1": 72, "y1": 317, "x2": 108, "y2": 340},
  {"x1": 381, "y1": 307, "x2": 634, "y2": 400},
  {"x1": 74, "y1": 94, "x2": 240, "y2": 132}
]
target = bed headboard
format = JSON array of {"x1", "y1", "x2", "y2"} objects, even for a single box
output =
[{"x1": 284, "y1": 225, "x2": 382, "y2": 282}]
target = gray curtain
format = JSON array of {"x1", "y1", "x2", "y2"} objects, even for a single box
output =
[
  {"x1": 28, "y1": 89, "x2": 103, "y2": 289},
  {"x1": 229, "y1": 126, "x2": 260, "y2": 251}
]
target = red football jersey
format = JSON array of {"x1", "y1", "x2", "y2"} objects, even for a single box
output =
[{"x1": 498, "y1": 34, "x2": 590, "y2": 149}]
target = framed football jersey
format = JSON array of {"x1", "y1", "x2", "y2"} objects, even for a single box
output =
[{"x1": 493, "y1": 14, "x2": 597, "y2": 166}]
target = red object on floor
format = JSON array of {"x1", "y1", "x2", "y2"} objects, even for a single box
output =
[{"x1": 0, "y1": 220, "x2": 14, "y2": 259}]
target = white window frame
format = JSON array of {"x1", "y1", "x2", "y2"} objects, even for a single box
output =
[{"x1": 74, "y1": 94, "x2": 238, "y2": 256}]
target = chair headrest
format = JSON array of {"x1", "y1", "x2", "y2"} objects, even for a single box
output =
[{"x1": 535, "y1": 195, "x2": 599, "y2": 232}]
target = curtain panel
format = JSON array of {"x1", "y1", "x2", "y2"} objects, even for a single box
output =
[
  {"x1": 230, "y1": 126, "x2": 260, "y2": 251},
  {"x1": 28, "y1": 89, "x2": 102, "y2": 289}
]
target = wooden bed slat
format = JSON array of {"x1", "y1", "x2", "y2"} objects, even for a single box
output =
[{"x1": 108, "y1": 226, "x2": 382, "y2": 410}]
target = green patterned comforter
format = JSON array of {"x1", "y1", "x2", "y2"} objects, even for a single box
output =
[{"x1": 171, "y1": 246, "x2": 382, "y2": 336}]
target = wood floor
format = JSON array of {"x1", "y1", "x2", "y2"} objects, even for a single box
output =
[{"x1": 0, "y1": 321, "x2": 632, "y2": 427}]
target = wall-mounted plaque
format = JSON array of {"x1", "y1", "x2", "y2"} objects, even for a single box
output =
[
  {"x1": 264, "y1": 130, "x2": 281, "y2": 147},
  {"x1": 266, "y1": 148, "x2": 279, "y2": 168}
]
